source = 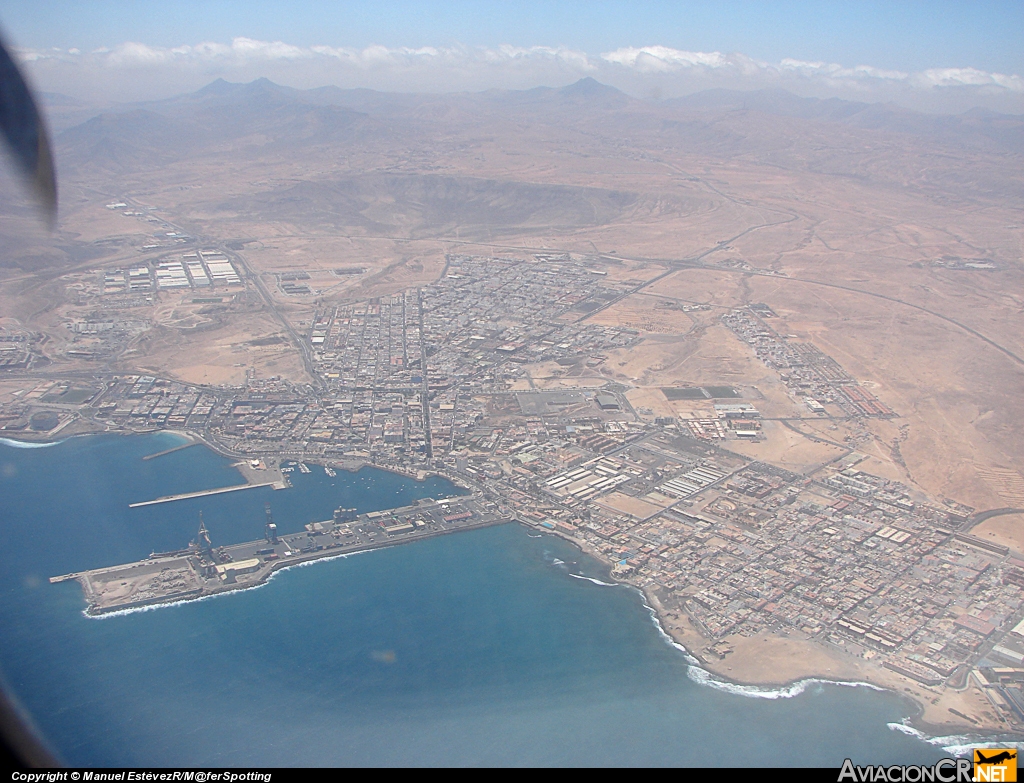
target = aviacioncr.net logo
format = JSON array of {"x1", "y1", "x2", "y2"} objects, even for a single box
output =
[{"x1": 839, "y1": 758, "x2": 973, "y2": 782}]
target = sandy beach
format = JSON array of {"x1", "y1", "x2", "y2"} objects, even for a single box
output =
[{"x1": 550, "y1": 525, "x2": 1011, "y2": 738}]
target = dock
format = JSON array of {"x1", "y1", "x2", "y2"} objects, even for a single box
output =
[
  {"x1": 128, "y1": 482, "x2": 280, "y2": 508},
  {"x1": 141, "y1": 442, "x2": 198, "y2": 461},
  {"x1": 54, "y1": 494, "x2": 500, "y2": 615}
]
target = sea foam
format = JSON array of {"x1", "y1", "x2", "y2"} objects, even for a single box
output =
[
  {"x1": 86, "y1": 548, "x2": 379, "y2": 620},
  {"x1": 565, "y1": 562, "x2": 1008, "y2": 747},
  {"x1": 633, "y1": 587, "x2": 885, "y2": 700},
  {"x1": 569, "y1": 573, "x2": 618, "y2": 587},
  {"x1": 887, "y1": 720, "x2": 1023, "y2": 756},
  {"x1": 0, "y1": 437, "x2": 63, "y2": 449}
]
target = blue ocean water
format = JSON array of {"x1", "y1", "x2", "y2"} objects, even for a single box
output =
[{"x1": 0, "y1": 433, "x2": 953, "y2": 766}]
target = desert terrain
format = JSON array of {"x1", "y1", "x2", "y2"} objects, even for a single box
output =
[{"x1": 2, "y1": 77, "x2": 1023, "y2": 730}]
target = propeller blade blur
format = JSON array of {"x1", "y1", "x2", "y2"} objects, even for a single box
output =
[{"x1": 0, "y1": 33, "x2": 57, "y2": 225}]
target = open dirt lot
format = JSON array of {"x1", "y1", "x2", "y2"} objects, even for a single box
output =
[{"x1": 971, "y1": 513, "x2": 1024, "y2": 557}]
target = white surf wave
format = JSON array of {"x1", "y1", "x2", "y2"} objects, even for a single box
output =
[
  {"x1": 539, "y1": 536, "x2": 994, "y2": 740},
  {"x1": 633, "y1": 589, "x2": 704, "y2": 662},
  {"x1": 568, "y1": 573, "x2": 618, "y2": 587},
  {"x1": 686, "y1": 664, "x2": 884, "y2": 700},
  {"x1": 0, "y1": 437, "x2": 63, "y2": 449},
  {"x1": 280, "y1": 547, "x2": 381, "y2": 572},
  {"x1": 85, "y1": 583, "x2": 267, "y2": 619},
  {"x1": 631, "y1": 588, "x2": 885, "y2": 700},
  {"x1": 85, "y1": 548, "x2": 378, "y2": 619},
  {"x1": 886, "y1": 720, "x2": 1023, "y2": 755}
]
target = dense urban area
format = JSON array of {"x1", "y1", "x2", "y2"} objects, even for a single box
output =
[{"x1": 7, "y1": 242, "x2": 1024, "y2": 733}]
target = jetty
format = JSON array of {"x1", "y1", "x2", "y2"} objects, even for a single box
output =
[
  {"x1": 54, "y1": 494, "x2": 501, "y2": 615},
  {"x1": 141, "y1": 441, "x2": 198, "y2": 461},
  {"x1": 128, "y1": 481, "x2": 282, "y2": 508}
]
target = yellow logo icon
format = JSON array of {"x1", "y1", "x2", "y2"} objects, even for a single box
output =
[{"x1": 975, "y1": 749, "x2": 1018, "y2": 782}]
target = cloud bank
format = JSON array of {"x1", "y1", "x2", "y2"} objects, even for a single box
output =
[{"x1": 17, "y1": 38, "x2": 1024, "y2": 114}]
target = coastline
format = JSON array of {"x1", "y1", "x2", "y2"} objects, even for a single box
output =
[
  {"x1": 7, "y1": 429, "x2": 1014, "y2": 745},
  {"x1": 537, "y1": 523, "x2": 1015, "y2": 744},
  {"x1": 1, "y1": 428, "x2": 461, "y2": 494},
  {"x1": 184, "y1": 433, "x2": 456, "y2": 489}
]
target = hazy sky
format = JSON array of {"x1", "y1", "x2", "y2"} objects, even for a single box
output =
[{"x1": 2, "y1": 0, "x2": 1021, "y2": 112}]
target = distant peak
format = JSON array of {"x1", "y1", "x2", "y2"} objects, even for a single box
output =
[
  {"x1": 246, "y1": 77, "x2": 279, "y2": 89},
  {"x1": 188, "y1": 77, "x2": 295, "y2": 108},
  {"x1": 557, "y1": 77, "x2": 625, "y2": 100},
  {"x1": 195, "y1": 78, "x2": 239, "y2": 95},
  {"x1": 563, "y1": 77, "x2": 609, "y2": 90},
  {"x1": 194, "y1": 77, "x2": 283, "y2": 96}
]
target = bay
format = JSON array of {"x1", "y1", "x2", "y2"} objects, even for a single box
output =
[{"x1": 0, "y1": 433, "x2": 950, "y2": 766}]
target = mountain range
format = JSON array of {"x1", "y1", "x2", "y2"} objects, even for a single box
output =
[{"x1": 44, "y1": 78, "x2": 1022, "y2": 202}]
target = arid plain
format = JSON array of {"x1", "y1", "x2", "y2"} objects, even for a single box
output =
[{"x1": 10, "y1": 79, "x2": 1021, "y2": 509}]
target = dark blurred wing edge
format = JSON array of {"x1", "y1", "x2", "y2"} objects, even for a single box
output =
[{"x1": 0, "y1": 34, "x2": 58, "y2": 225}]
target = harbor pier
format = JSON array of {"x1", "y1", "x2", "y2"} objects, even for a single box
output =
[
  {"x1": 53, "y1": 494, "x2": 499, "y2": 615},
  {"x1": 128, "y1": 481, "x2": 284, "y2": 508}
]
